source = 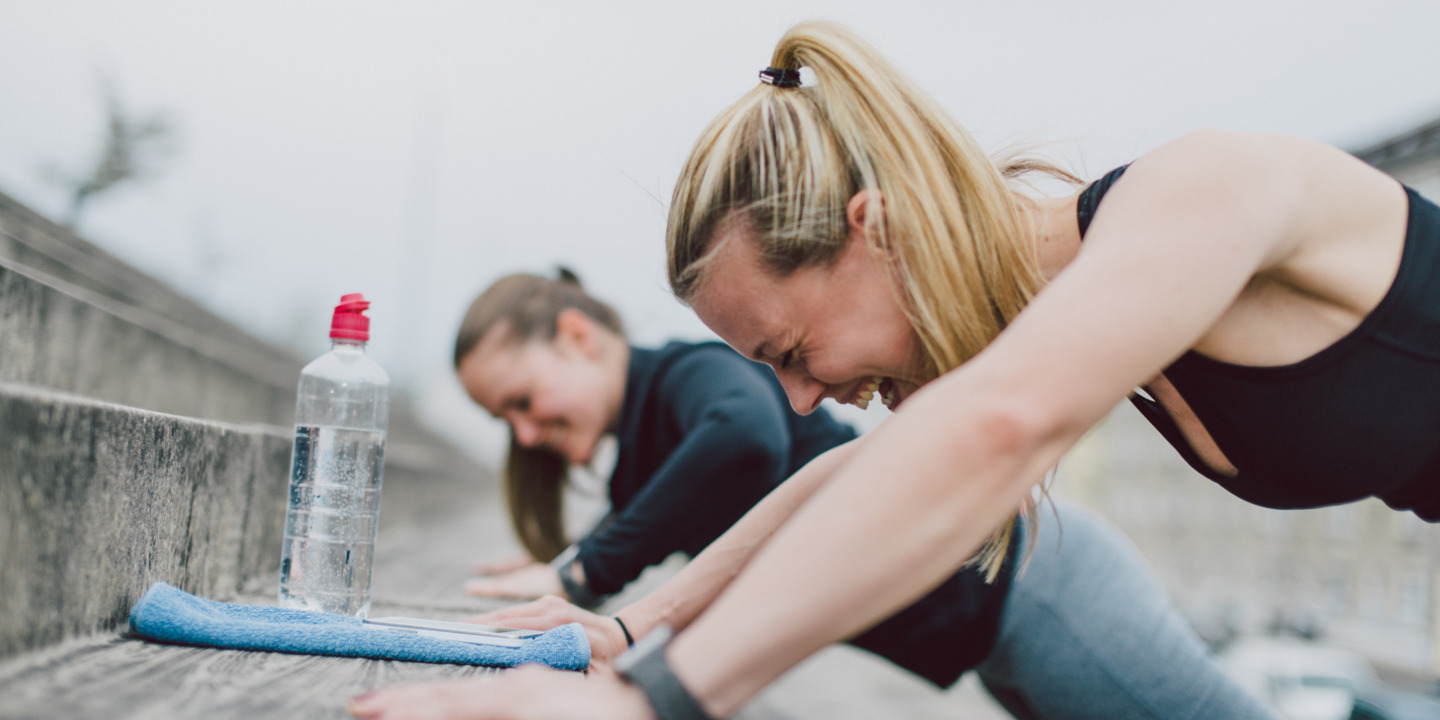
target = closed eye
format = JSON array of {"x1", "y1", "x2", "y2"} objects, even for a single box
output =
[{"x1": 779, "y1": 348, "x2": 800, "y2": 370}]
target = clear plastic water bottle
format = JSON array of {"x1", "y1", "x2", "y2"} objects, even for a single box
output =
[{"x1": 278, "y1": 293, "x2": 390, "y2": 616}]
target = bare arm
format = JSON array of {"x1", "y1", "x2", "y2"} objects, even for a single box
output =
[
  {"x1": 668, "y1": 130, "x2": 1326, "y2": 715},
  {"x1": 353, "y1": 132, "x2": 1402, "y2": 720},
  {"x1": 616, "y1": 434, "x2": 862, "y2": 637},
  {"x1": 469, "y1": 435, "x2": 863, "y2": 662}
]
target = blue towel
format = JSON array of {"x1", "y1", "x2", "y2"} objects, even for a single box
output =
[{"x1": 128, "y1": 582, "x2": 589, "y2": 670}]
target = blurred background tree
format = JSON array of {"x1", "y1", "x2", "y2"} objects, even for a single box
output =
[{"x1": 51, "y1": 75, "x2": 175, "y2": 229}]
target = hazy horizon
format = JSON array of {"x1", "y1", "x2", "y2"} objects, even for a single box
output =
[{"x1": 5, "y1": 1, "x2": 1440, "y2": 464}]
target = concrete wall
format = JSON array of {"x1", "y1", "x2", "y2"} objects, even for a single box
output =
[
  {"x1": 0, "y1": 260, "x2": 297, "y2": 426},
  {"x1": 0, "y1": 385, "x2": 290, "y2": 655},
  {"x1": 0, "y1": 190, "x2": 494, "y2": 659}
]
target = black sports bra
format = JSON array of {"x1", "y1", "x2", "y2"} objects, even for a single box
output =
[{"x1": 1079, "y1": 165, "x2": 1440, "y2": 521}]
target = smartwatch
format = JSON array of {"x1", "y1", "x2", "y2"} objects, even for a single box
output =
[
  {"x1": 548, "y1": 544, "x2": 603, "y2": 608},
  {"x1": 614, "y1": 624, "x2": 718, "y2": 720}
]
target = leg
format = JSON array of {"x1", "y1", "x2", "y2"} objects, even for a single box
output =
[{"x1": 974, "y1": 499, "x2": 1275, "y2": 720}]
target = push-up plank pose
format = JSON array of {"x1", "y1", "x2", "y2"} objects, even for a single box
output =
[
  {"x1": 352, "y1": 18, "x2": 1437, "y2": 720},
  {"x1": 436, "y1": 270, "x2": 1268, "y2": 718}
]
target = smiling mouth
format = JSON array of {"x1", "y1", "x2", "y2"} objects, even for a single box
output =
[{"x1": 851, "y1": 376, "x2": 899, "y2": 411}]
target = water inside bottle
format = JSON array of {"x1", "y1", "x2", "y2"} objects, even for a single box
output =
[{"x1": 279, "y1": 424, "x2": 386, "y2": 616}]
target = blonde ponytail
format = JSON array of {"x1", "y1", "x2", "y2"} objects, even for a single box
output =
[{"x1": 667, "y1": 21, "x2": 1074, "y2": 579}]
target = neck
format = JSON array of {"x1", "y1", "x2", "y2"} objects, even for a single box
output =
[
  {"x1": 1022, "y1": 192, "x2": 1084, "y2": 283},
  {"x1": 598, "y1": 331, "x2": 631, "y2": 434}
]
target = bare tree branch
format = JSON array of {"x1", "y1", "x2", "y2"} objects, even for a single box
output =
[{"x1": 63, "y1": 75, "x2": 176, "y2": 228}]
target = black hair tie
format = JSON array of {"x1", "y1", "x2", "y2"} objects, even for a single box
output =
[
  {"x1": 614, "y1": 615, "x2": 635, "y2": 647},
  {"x1": 759, "y1": 67, "x2": 802, "y2": 88},
  {"x1": 555, "y1": 266, "x2": 582, "y2": 286}
]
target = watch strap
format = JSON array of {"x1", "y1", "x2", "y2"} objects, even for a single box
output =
[
  {"x1": 549, "y1": 544, "x2": 604, "y2": 609},
  {"x1": 615, "y1": 625, "x2": 718, "y2": 720}
]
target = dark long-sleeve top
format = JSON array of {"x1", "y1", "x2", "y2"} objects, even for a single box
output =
[{"x1": 574, "y1": 341, "x2": 1015, "y2": 687}]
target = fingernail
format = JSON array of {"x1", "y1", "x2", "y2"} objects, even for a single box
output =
[{"x1": 348, "y1": 692, "x2": 378, "y2": 718}]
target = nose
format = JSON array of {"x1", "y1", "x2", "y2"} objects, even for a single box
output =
[
  {"x1": 509, "y1": 415, "x2": 543, "y2": 447},
  {"x1": 775, "y1": 368, "x2": 826, "y2": 415}
]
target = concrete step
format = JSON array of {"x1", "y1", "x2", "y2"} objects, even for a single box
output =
[
  {"x1": 0, "y1": 257, "x2": 299, "y2": 426},
  {"x1": 0, "y1": 210, "x2": 474, "y2": 456},
  {"x1": 0, "y1": 189, "x2": 290, "y2": 367},
  {"x1": 0, "y1": 383, "x2": 494, "y2": 660},
  {"x1": 0, "y1": 186, "x2": 515, "y2": 717},
  {"x1": 0, "y1": 183, "x2": 478, "y2": 452}
]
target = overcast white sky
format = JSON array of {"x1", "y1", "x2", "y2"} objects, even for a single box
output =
[{"x1": 4, "y1": 1, "x2": 1440, "y2": 462}]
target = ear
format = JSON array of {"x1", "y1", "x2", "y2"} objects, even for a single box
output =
[
  {"x1": 846, "y1": 189, "x2": 885, "y2": 249},
  {"x1": 554, "y1": 307, "x2": 600, "y2": 358}
]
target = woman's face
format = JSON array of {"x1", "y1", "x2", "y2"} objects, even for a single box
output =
[
  {"x1": 457, "y1": 317, "x2": 617, "y2": 466},
  {"x1": 689, "y1": 216, "x2": 930, "y2": 415}
]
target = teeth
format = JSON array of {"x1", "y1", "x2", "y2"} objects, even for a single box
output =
[
  {"x1": 853, "y1": 376, "x2": 882, "y2": 410},
  {"x1": 881, "y1": 382, "x2": 897, "y2": 410}
]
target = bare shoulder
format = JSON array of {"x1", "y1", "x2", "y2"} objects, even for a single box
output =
[
  {"x1": 1137, "y1": 128, "x2": 1372, "y2": 179},
  {"x1": 1105, "y1": 129, "x2": 1402, "y2": 269},
  {"x1": 1112, "y1": 129, "x2": 1408, "y2": 357}
]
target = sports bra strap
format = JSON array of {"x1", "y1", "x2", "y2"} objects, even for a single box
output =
[{"x1": 1076, "y1": 164, "x2": 1130, "y2": 238}]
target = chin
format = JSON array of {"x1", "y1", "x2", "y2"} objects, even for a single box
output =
[{"x1": 568, "y1": 442, "x2": 597, "y2": 467}]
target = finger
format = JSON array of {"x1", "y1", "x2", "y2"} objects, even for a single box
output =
[
  {"x1": 350, "y1": 678, "x2": 494, "y2": 720},
  {"x1": 464, "y1": 605, "x2": 537, "y2": 625},
  {"x1": 463, "y1": 579, "x2": 508, "y2": 598},
  {"x1": 471, "y1": 554, "x2": 533, "y2": 576},
  {"x1": 470, "y1": 562, "x2": 504, "y2": 577},
  {"x1": 463, "y1": 579, "x2": 539, "y2": 599},
  {"x1": 465, "y1": 608, "x2": 563, "y2": 632},
  {"x1": 467, "y1": 596, "x2": 574, "y2": 625}
]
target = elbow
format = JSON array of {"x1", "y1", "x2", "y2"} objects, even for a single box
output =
[
  {"x1": 943, "y1": 391, "x2": 1075, "y2": 481},
  {"x1": 974, "y1": 401, "x2": 1050, "y2": 462},
  {"x1": 730, "y1": 430, "x2": 790, "y2": 480}
]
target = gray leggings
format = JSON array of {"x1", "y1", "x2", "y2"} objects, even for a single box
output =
[{"x1": 974, "y1": 500, "x2": 1275, "y2": 720}]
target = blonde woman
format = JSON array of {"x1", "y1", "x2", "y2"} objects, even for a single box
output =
[{"x1": 350, "y1": 18, "x2": 1438, "y2": 720}]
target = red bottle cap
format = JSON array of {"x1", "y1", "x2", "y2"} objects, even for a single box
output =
[{"x1": 330, "y1": 293, "x2": 372, "y2": 341}]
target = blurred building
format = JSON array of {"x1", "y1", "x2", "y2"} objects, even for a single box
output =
[
  {"x1": 1354, "y1": 116, "x2": 1440, "y2": 198},
  {"x1": 1058, "y1": 116, "x2": 1440, "y2": 679}
]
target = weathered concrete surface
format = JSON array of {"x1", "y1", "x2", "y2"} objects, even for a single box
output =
[
  {"x1": 0, "y1": 384, "x2": 292, "y2": 657},
  {"x1": 0, "y1": 255, "x2": 482, "y2": 462},
  {"x1": 0, "y1": 187, "x2": 523, "y2": 717},
  {"x1": 0, "y1": 383, "x2": 494, "y2": 659},
  {"x1": 0, "y1": 189, "x2": 290, "y2": 366},
  {"x1": 0, "y1": 474, "x2": 1007, "y2": 720},
  {"x1": 0, "y1": 260, "x2": 298, "y2": 426},
  {"x1": 0, "y1": 617, "x2": 502, "y2": 720}
]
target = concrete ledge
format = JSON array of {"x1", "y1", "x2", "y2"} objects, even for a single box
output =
[
  {"x1": 0, "y1": 189, "x2": 293, "y2": 366},
  {"x1": 0, "y1": 384, "x2": 291, "y2": 657},
  {"x1": 0, "y1": 260, "x2": 298, "y2": 425},
  {"x1": 0, "y1": 382, "x2": 497, "y2": 658}
]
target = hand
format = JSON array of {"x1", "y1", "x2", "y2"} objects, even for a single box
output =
[
  {"x1": 464, "y1": 563, "x2": 562, "y2": 600},
  {"x1": 348, "y1": 664, "x2": 656, "y2": 720},
  {"x1": 464, "y1": 596, "x2": 631, "y2": 666},
  {"x1": 472, "y1": 552, "x2": 535, "y2": 577}
]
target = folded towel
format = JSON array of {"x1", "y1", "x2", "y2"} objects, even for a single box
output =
[{"x1": 128, "y1": 582, "x2": 589, "y2": 670}]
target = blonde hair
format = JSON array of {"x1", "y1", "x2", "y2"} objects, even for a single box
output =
[
  {"x1": 453, "y1": 269, "x2": 624, "y2": 562},
  {"x1": 666, "y1": 21, "x2": 1075, "y2": 579}
]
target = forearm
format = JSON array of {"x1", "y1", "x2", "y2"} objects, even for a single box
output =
[
  {"x1": 615, "y1": 437, "x2": 862, "y2": 639},
  {"x1": 580, "y1": 417, "x2": 794, "y2": 597},
  {"x1": 667, "y1": 381, "x2": 1072, "y2": 716}
]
